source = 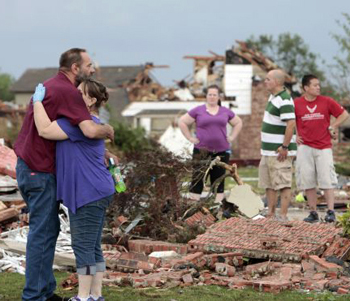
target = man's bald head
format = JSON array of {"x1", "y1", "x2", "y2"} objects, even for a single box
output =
[
  {"x1": 265, "y1": 69, "x2": 286, "y2": 94},
  {"x1": 270, "y1": 69, "x2": 286, "y2": 85}
]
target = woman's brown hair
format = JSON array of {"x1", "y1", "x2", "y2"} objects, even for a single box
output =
[{"x1": 82, "y1": 78, "x2": 109, "y2": 109}]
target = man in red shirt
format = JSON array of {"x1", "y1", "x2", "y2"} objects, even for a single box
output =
[
  {"x1": 294, "y1": 74, "x2": 349, "y2": 223},
  {"x1": 14, "y1": 48, "x2": 114, "y2": 301}
]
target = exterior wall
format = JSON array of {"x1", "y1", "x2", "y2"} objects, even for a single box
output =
[
  {"x1": 14, "y1": 93, "x2": 31, "y2": 107},
  {"x1": 136, "y1": 115, "x2": 177, "y2": 137},
  {"x1": 232, "y1": 82, "x2": 268, "y2": 160},
  {"x1": 224, "y1": 64, "x2": 253, "y2": 115}
]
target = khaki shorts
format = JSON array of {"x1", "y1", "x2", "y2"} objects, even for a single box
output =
[
  {"x1": 296, "y1": 144, "x2": 337, "y2": 190},
  {"x1": 258, "y1": 156, "x2": 293, "y2": 190}
]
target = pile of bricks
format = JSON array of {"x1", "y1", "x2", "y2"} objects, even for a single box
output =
[
  {"x1": 99, "y1": 249, "x2": 350, "y2": 294},
  {"x1": 188, "y1": 217, "x2": 341, "y2": 261},
  {"x1": 82, "y1": 217, "x2": 350, "y2": 295}
]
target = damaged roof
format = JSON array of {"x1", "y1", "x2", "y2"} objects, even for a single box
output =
[{"x1": 11, "y1": 65, "x2": 146, "y2": 92}]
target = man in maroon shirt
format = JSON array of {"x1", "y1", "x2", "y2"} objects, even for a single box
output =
[
  {"x1": 14, "y1": 48, "x2": 114, "y2": 301},
  {"x1": 294, "y1": 74, "x2": 349, "y2": 224}
]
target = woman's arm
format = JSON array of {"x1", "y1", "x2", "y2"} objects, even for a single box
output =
[
  {"x1": 227, "y1": 115, "x2": 243, "y2": 143},
  {"x1": 178, "y1": 113, "x2": 199, "y2": 144},
  {"x1": 32, "y1": 84, "x2": 68, "y2": 140}
]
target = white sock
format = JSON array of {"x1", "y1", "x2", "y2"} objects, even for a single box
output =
[
  {"x1": 90, "y1": 295, "x2": 101, "y2": 301},
  {"x1": 77, "y1": 297, "x2": 90, "y2": 301}
]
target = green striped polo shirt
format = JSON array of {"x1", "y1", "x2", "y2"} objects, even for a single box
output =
[{"x1": 261, "y1": 89, "x2": 297, "y2": 156}]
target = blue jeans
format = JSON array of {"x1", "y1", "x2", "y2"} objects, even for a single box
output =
[
  {"x1": 69, "y1": 195, "x2": 113, "y2": 275},
  {"x1": 16, "y1": 158, "x2": 60, "y2": 301}
]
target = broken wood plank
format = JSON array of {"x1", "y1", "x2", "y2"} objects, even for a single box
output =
[{"x1": 0, "y1": 207, "x2": 19, "y2": 222}]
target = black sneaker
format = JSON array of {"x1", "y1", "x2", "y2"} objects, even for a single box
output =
[
  {"x1": 303, "y1": 211, "x2": 319, "y2": 223},
  {"x1": 325, "y1": 210, "x2": 336, "y2": 223},
  {"x1": 47, "y1": 293, "x2": 70, "y2": 301}
]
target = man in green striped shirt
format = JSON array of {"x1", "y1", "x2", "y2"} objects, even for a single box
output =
[{"x1": 258, "y1": 69, "x2": 297, "y2": 221}]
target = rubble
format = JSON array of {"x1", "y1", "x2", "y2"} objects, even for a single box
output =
[
  {"x1": 0, "y1": 143, "x2": 349, "y2": 297},
  {"x1": 188, "y1": 218, "x2": 341, "y2": 262}
]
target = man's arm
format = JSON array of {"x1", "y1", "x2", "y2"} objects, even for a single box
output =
[
  {"x1": 78, "y1": 120, "x2": 114, "y2": 141},
  {"x1": 276, "y1": 119, "x2": 296, "y2": 162},
  {"x1": 329, "y1": 110, "x2": 349, "y2": 140},
  {"x1": 331, "y1": 110, "x2": 349, "y2": 129}
]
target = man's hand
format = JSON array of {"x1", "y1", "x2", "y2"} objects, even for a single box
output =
[
  {"x1": 296, "y1": 135, "x2": 303, "y2": 145},
  {"x1": 276, "y1": 146, "x2": 288, "y2": 162},
  {"x1": 33, "y1": 83, "x2": 45, "y2": 103},
  {"x1": 328, "y1": 126, "x2": 337, "y2": 140},
  {"x1": 189, "y1": 137, "x2": 200, "y2": 144}
]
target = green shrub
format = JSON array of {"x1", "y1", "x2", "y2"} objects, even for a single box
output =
[{"x1": 111, "y1": 121, "x2": 156, "y2": 153}]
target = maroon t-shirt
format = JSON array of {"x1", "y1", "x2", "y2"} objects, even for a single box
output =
[{"x1": 14, "y1": 72, "x2": 91, "y2": 173}]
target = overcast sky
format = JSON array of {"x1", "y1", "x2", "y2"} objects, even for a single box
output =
[{"x1": 0, "y1": 0, "x2": 348, "y2": 86}]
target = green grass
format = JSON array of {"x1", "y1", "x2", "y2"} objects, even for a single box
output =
[{"x1": 0, "y1": 271, "x2": 348, "y2": 301}]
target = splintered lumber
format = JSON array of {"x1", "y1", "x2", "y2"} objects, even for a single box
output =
[
  {"x1": 0, "y1": 201, "x2": 7, "y2": 211},
  {"x1": 0, "y1": 207, "x2": 19, "y2": 222}
]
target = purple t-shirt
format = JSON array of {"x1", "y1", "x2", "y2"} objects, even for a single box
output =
[
  {"x1": 56, "y1": 116, "x2": 115, "y2": 213},
  {"x1": 188, "y1": 104, "x2": 235, "y2": 152}
]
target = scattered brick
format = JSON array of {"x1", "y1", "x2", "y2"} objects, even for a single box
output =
[
  {"x1": 188, "y1": 217, "x2": 341, "y2": 262},
  {"x1": 215, "y1": 262, "x2": 236, "y2": 277},
  {"x1": 245, "y1": 261, "x2": 274, "y2": 276},
  {"x1": 185, "y1": 211, "x2": 216, "y2": 228},
  {"x1": 252, "y1": 280, "x2": 292, "y2": 293},
  {"x1": 128, "y1": 240, "x2": 188, "y2": 255},
  {"x1": 337, "y1": 287, "x2": 349, "y2": 294},
  {"x1": 182, "y1": 273, "x2": 194, "y2": 284},
  {"x1": 322, "y1": 235, "x2": 350, "y2": 260},
  {"x1": 309, "y1": 255, "x2": 343, "y2": 273}
]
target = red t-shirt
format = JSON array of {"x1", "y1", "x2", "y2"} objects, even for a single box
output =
[
  {"x1": 14, "y1": 72, "x2": 91, "y2": 173},
  {"x1": 294, "y1": 95, "x2": 344, "y2": 149}
]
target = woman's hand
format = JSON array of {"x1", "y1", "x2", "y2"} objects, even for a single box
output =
[
  {"x1": 33, "y1": 83, "x2": 45, "y2": 103},
  {"x1": 227, "y1": 136, "x2": 235, "y2": 143},
  {"x1": 189, "y1": 137, "x2": 200, "y2": 145}
]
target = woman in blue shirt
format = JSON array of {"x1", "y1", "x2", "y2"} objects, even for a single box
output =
[{"x1": 33, "y1": 79, "x2": 114, "y2": 301}]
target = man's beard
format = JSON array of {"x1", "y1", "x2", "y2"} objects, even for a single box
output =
[{"x1": 75, "y1": 70, "x2": 92, "y2": 87}]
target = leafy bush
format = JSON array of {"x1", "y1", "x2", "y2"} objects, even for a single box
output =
[
  {"x1": 111, "y1": 121, "x2": 157, "y2": 153},
  {"x1": 337, "y1": 204, "x2": 350, "y2": 237}
]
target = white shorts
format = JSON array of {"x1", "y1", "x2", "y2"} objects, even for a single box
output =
[{"x1": 296, "y1": 144, "x2": 337, "y2": 190}]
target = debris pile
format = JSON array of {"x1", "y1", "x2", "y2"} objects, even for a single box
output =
[
  {"x1": 106, "y1": 148, "x2": 218, "y2": 244},
  {"x1": 61, "y1": 217, "x2": 350, "y2": 295},
  {"x1": 0, "y1": 144, "x2": 27, "y2": 233}
]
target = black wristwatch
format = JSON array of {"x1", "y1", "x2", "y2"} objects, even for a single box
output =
[{"x1": 281, "y1": 145, "x2": 289, "y2": 150}]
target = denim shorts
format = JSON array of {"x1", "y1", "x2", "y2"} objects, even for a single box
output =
[{"x1": 69, "y1": 194, "x2": 114, "y2": 275}]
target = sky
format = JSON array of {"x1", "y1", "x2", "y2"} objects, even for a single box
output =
[{"x1": 0, "y1": 0, "x2": 348, "y2": 86}]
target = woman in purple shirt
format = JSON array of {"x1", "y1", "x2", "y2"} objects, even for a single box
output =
[
  {"x1": 179, "y1": 84, "x2": 242, "y2": 203},
  {"x1": 32, "y1": 79, "x2": 114, "y2": 301}
]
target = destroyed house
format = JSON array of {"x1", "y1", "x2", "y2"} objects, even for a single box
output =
[{"x1": 123, "y1": 41, "x2": 299, "y2": 161}]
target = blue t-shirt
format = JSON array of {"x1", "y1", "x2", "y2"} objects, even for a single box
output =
[{"x1": 56, "y1": 116, "x2": 115, "y2": 213}]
